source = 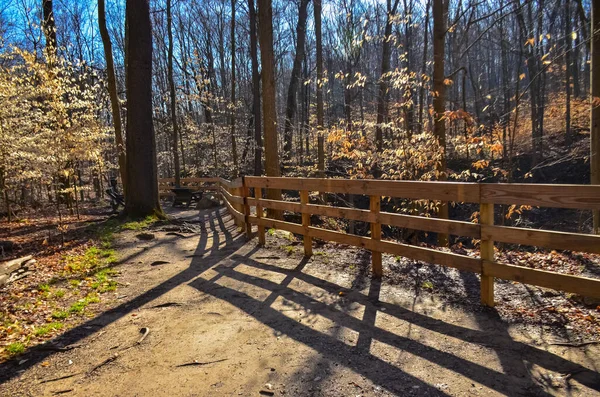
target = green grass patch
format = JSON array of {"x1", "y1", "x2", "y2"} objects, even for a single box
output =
[
  {"x1": 53, "y1": 289, "x2": 66, "y2": 298},
  {"x1": 283, "y1": 245, "x2": 295, "y2": 256},
  {"x1": 422, "y1": 281, "x2": 434, "y2": 290},
  {"x1": 91, "y1": 268, "x2": 118, "y2": 293},
  {"x1": 68, "y1": 293, "x2": 100, "y2": 314},
  {"x1": 51, "y1": 310, "x2": 69, "y2": 320},
  {"x1": 268, "y1": 228, "x2": 276, "y2": 236},
  {"x1": 6, "y1": 342, "x2": 25, "y2": 356},
  {"x1": 121, "y1": 215, "x2": 159, "y2": 231},
  {"x1": 38, "y1": 284, "x2": 51, "y2": 293},
  {"x1": 34, "y1": 322, "x2": 64, "y2": 337}
]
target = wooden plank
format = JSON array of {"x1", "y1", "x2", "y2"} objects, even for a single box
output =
[
  {"x1": 480, "y1": 183, "x2": 600, "y2": 210},
  {"x1": 255, "y1": 188, "x2": 265, "y2": 246},
  {"x1": 379, "y1": 212, "x2": 480, "y2": 238},
  {"x1": 246, "y1": 197, "x2": 300, "y2": 212},
  {"x1": 248, "y1": 216, "x2": 305, "y2": 235},
  {"x1": 243, "y1": 180, "x2": 252, "y2": 239},
  {"x1": 219, "y1": 177, "x2": 244, "y2": 189},
  {"x1": 482, "y1": 260, "x2": 600, "y2": 299},
  {"x1": 305, "y1": 227, "x2": 481, "y2": 273},
  {"x1": 245, "y1": 177, "x2": 480, "y2": 202},
  {"x1": 224, "y1": 197, "x2": 245, "y2": 222},
  {"x1": 159, "y1": 177, "x2": 219, "y2": 183},
  {"x1": 300, "y1": 191, "x2": 312, "y2": 257},
  {"x1": 370, "y1": 195, "x2": 382, "y2": 277},
  {"x1": 481, "y1": 225, "x2": 600, "y2": 254},
  {"x1": 247, "y1": 199, "x2": 479, "y2": 238},
  {"x1": 220, "y1": 186, "x2": 244, "y2": 205},
  {"x1": 480, "y1": 202, "x2": 495, "y2": 307}
]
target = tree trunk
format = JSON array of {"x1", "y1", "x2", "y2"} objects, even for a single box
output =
[
  {"x1": 230, "y1": 0, "x2": 239, "y2": 176},
  {"x1": 566, "y1": 0, "x2": 573, "y2": 146},
  {"x1": 167, "y1": 0, "x2": 181, "y2": 186},
  {"x1": 98, "y1": 0, "x2": 127, "y2": 194},
  {"x1": 124, "y1": 0, "x2": 162, "y2": 218},
  {"x1": 433, "y1": 0, "x2": 449, "y2": 246},
  {"x1": 42, "y1": 0, "x2": 57, "y2": 59},
  {"x1": 315, "y1": 0, "x2": 325, "y2": 178},
  {"x1": 283, "y1": 0, "x2": 310, "y2": 166},
  {"x1": 257, "y1": 0, "x2": 282, "y2": 218},
  {"x1": 375, "y1": 0, "x2": 400, "y2": 154},
  {"x1": 418, "y1": 0, "x2": 431, "y2": 135},
  {"x1": 249, "y1": 0, "x2": 263, "y2": 176},
  {"x1": 592, "y1": 0, "x2": 600, "y2": 233}
]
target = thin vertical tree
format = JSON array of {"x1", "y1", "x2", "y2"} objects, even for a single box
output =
[
  {"x1": 249, "y1": 0, "x2": 263, "y2": 176},
  {"x1": 125, "y1": 0, "x2": 162, "y2": 217},
  {"x1": 230, "y1": 0, "x2": 239, "y2": 176},
  {"x1": 433, "y1": 0, "x2": 449, "y2": 246},
  {"x1": 257, "y1": 0, "x2": 282, "y2": 217},
  {"x1": 98, "y1": 0, "x2": 127, "y2": 193},
  {"x1": 592, "y1": 0, "x2": 600, "y2": 233},
  {"x1": 167, "y1": 0, "x2": 181, "y2": 186},
  {"x1": 283, "y1": 0, "x2": 310, "y2": 165},
  {"x1": 314, "y1": 0, "x2": 325, "y2": 178},
  {"x1": 566, "y1": 0, "x2": 573, "y2": 146},
  {"x1": 375, "y1": 0, "x2": 400, "y2": 153}
]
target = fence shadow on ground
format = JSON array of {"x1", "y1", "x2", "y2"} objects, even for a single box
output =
[{"x1": 189, "y1": 248, "x2": 600, "y2": 396}]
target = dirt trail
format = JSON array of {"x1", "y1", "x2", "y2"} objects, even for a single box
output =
[{"x1": 1, "y1": 207, "x2": 599, "y2": 396}]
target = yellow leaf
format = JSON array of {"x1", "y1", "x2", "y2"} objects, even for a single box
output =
[{"x1": 519, "y1": 73, "x2": 526, "y2": 80}]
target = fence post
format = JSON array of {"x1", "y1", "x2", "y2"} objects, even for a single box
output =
[
  {"x1": 480, "y1": 201, "x2": 495, "y2": 306},
  {"x1": 300, "y1": 190, "x2": 312, "y2": 257},
  {"x1": 242, "y1": 177, "x2": 252, "y2": 239},
  {"x1": 370, "y1": 195, "x2": 382, "y2": 277},
  {"x1": 255, "y1": 187, "x2": 265, "y2": 246}
]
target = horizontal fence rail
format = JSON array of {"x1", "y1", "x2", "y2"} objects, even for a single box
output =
[
  {"x1": 210, "y1": 176, "x2": 600, "y2": 306},
  {"x1": 158, "y1": 177, "x2": 220, "y2": 197}
]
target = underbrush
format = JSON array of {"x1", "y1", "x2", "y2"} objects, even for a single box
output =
[{"x1": 0, "y1": 214, "x2": 160, "y2": 361}]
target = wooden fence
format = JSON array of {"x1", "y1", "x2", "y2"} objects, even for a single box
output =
[
  {"x1": 213, "y1": 176, "x2": 600, "y2": 307},
  {"x1": 158, "y1": 177, "x2": 220, "y2": 198}
]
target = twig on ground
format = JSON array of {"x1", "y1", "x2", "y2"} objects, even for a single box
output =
[{"x1": 175, "y1": 358, "x2": 228, "y2": 367}]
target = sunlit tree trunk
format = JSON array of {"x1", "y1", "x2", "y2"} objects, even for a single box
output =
[
  {"x1": 125, "y1": 0, "x2": 162, "y2": 217},
  {"x1": 257, "y1": 0, "x2": 282, "y2": 218},
  {"x1": 314, "y1": 0, "x2": 325, "y2": 178},
  {"x1": 418, "y1": 0, "x2": 430, "y2": 135},
  {"x1": 283, "y1": 0, "x2": 310, "y2": 167},
  {"x1": 592, "y1": 0, "x2": 600, "y2": 233},
  {"x1": 167, "y1": 0, "x2": 181, "y2": 186},
  {"x1": 433, "y1": 0, "x2": 449, "y2": 246},
  {"x1": 249, "y1": 0, "x2": 263, "y2": 176},
  {"x1": 98, "y1": 0, "x2": 127, "y2": 194},
  {"x1": 375, "y1": 0, "x2": 400, "y2": 156},
  {"x1": 230, "y1": 0, "x2": 239, "y2": 176}
]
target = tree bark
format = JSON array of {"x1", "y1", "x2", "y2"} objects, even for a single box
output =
[
  {"x1": 433, "y1": 0, "x2": 449, "y2": 246},
  {"x1": 566, "y1": 0, "x2": 573, "y2": 146},
  {"x1": 375, "y1": 0, "x2": 400, "y2": 155},
  {"x1": 98, "y1": 0, "x2": 127, "y2": 194},
  {"x1": 257, "y1": 0, "x2": 282, "y2": 217},
  {"x1": 249, "y1": 0, "x2": 263, "y2": 176},
  {"x1": 167, "y1": 0, "x2": 181, "y2": 186},
  {"x1": 418, "y1": 0, "x2": 431, "y2": 135},
  {"x1": 230, "y1": 0, "x2": 239, "y2": 176},
  {"x1": 283, "y1": 0, "x2": 310, "y2": 166},
  {"x1": 314, "y1": 0, "x2": 325, "y2": 178},
  {"x1": 124, "y1": 0, "x2": 162, "y2": 217},
  {"x1": 592, "y1": 0, "x2": 600, "y2": 233}
]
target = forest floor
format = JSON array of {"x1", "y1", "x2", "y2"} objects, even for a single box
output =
[{"x1": 0, "y1": 206, "x2": 599, "y2": 396}]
